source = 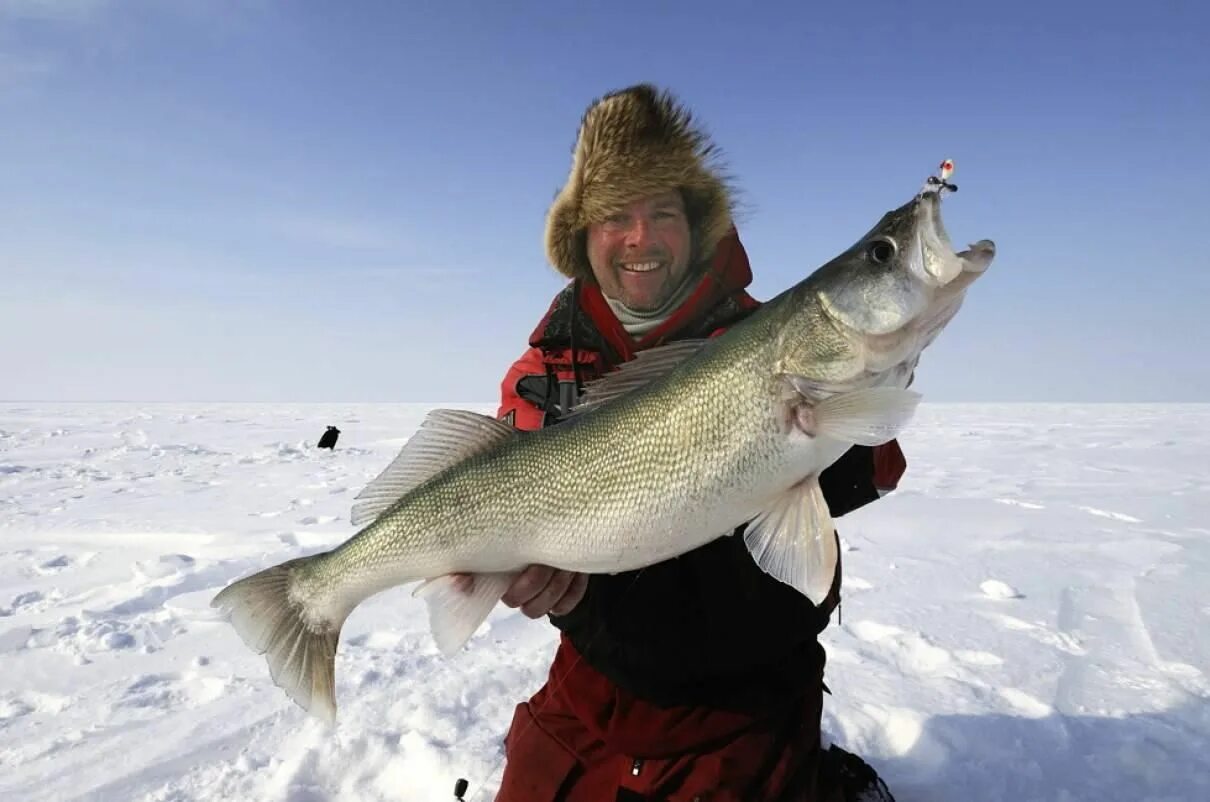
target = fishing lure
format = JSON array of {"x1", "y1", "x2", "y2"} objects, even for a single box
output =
[{"x1": 925, "y1": 158, "x2": 958, "y2": 194}]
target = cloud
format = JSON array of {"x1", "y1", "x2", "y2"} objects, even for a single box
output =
[
  {"x1": 0, "y1": 47, "x2": 56, "y2": 88},
  {"x1": 0, "y1": 0, "x2": 109, "y2": 92},
  {"x1": 0, "y1": 0, "x2": 109, "y2": 23},
  {"x1": 0, "y1": 0, "x2": 265, "y2": 91},
  {"x1": 347, "y1": 265, "x2": 483, "y2": 280},
  {"x1": 268, "y1": 215, "x2": 406, "y2": 252}
]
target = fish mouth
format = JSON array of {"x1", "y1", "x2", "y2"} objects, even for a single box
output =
[
  {"x1": 909, "y1": 191, "x2": 964, "y2": 286},
  {"x1": 954, "y1": 239, "x2": 996, "y2": 274},
  {"x1": 917, "y1": 189, "x2": 997, "y2": 283}
]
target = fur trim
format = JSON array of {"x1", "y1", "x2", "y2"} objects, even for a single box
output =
[{"x1": 545, "y1": 83, "x2": 735, "y2": 280}]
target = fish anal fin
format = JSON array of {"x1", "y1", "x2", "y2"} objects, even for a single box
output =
[{"x1": 412, "y1": 572, "x2": 515, "y2": 656}]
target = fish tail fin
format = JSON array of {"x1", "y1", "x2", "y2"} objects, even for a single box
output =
[
  {"x1": 211, "y1": 556, "x2": 342, "y2": 724},
  {"x1": 813, "y1": 387, "x2": 921, "y2": 445},
  {"x1": 413, "y1": 571, "x2": 516, "y2": 656}
]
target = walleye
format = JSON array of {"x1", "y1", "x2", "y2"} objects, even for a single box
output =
[{"x1": 212, "y1": 178, "x2": 995, "y2": 722}]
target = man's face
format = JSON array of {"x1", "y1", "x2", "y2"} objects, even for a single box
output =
[{"x1": 586, "y1": 190, "x2": 692, "y2": 312}]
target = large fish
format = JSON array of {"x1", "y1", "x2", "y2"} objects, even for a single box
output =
[{"x1": 212, "y1": 178, "x2": 996, "y2": 722}]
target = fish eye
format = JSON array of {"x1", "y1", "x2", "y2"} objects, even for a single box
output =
[{"x1": 868, "y1": 238, "x2": 897, "y2": 265}]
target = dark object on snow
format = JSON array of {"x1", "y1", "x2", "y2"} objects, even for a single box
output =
[
  {"x1": 453, "y1": 778, "x2": 469, "y2": 800},
  {"x1": 317, "y1": 426, "x2": 341, "y2": 450}
]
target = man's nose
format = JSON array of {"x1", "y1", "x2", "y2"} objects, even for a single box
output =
[{"x1": 623, "y1": 217, "x2": 651, "y2": 248}]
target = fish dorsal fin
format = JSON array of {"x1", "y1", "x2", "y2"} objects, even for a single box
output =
[
  {"x1": 570, "y1": 339, "x2": 710, "y2": 416},
  {"x1": 350, "y1": 409, "x2": 517, "y2": 526}
]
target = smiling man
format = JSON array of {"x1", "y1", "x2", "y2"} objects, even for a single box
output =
[
  {"x1": 587, "y1": 190, "x2": 693, "y2": 314},
  {"x1": 491, "y1": 84, "x2": 902, "y2": 801}
]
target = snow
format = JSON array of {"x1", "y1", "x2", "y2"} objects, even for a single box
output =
[{"x1": 2, "y1": 402, "x2": 1208, "y2": 802}]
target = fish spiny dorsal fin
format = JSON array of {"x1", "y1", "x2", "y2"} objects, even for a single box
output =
[
  {"x1": 570, "y1": 339, "x2": 710, "y2": 416},
  {"x1": 350, "y1": 409, "x2": 517, "y2": 527}
]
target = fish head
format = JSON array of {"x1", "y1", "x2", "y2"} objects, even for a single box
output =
[{"x1": 784, "y1": 185, "x2": 995, "y2": 388}]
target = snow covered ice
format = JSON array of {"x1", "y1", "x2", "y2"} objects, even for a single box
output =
[{"x1": 2, "y1": 402, "x2": 1208, "y2": 801}]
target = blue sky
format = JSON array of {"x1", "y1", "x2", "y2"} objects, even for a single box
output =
[{"x1": 2, "y1": 0, "x2": 1207, "y2": 403}]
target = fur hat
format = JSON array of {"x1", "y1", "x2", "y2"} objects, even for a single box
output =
[{"x1": 544, "y1": 83, "x2": 735, "y2": 280}]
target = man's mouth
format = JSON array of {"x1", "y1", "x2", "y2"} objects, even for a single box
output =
[{"x1": 620, "y1": 261, "x2": 663, "y2": 274}]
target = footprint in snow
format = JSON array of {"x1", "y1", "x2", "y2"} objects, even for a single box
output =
[
  {"x1": 988, "y1": 612, "x2": 1086, "y2": 655},
  {"x1": 980, "y1": 579, "x2": 1024, "y2": 599},
  {"x1": 97, "y1": 555, "x2": 228, "y2": 617},
  {"x1": 994, "y1": 498, "x2": 1045, "y2": 510},
  {"x1": 35, "y1": 555, "x2": 72, "y2": 574},
  {"x1": 852, "y1": 703, "x2": 949, "y2": 767},
  {"x1": 132, "y1": 554, "x2": 195, "y2": 581},
  {"x1": 0, "y1": 624, "x2": 33, "y2": 651},
  {"x1": 0, "y1": 589, "x2": 60, "y2": 617},
  {"x1": 997, "y1": 687, "x2": 1053, "y2": 718},
  {"x1": 954, "y1": 650, "x2": 1004, "y2": 666},
  {"x1": 117, "y1": 672, "x2": 229, "y2": 710},
  {"x1": 1078, "y1": 505, "x2": 1142, "y2": 523},
  {"x1": 0, "y1": 691, "x2": 72, "y2": 725},
  {"x1": 849, "y1": 620, "x2": 904, "y2": 642},
  {"x1": 848, "y1": 620, "x2": 956, "y2": 676}
]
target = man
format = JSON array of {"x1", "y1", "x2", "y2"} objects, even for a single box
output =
[{"x1": 491, "y1": 84, "x2": 902, "y2": 801}]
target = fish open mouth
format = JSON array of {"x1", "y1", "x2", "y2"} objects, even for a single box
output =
[
  {"x1": 917, "y1": 181, "x2": 996, "y2": 281},
  {"x1": 912, "y1": 190, "x2": 966, "y2": 286}
]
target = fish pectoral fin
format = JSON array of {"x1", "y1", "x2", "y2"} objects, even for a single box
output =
[
  {"x1": 794, "y1": 384, "x2": 921, "y2": 446},
  {"x1": 412, "y1": 571, "x2": 515, "y2": 656},
  {"x1": 351, "y1": 410, "x2": 518, "y2": 527},
  {"x1": 570, "y1": 339, "x2": 710, "y2": 416},
  {"x1": 744, "y1": 476, "x2": 837, "y2": 605}
]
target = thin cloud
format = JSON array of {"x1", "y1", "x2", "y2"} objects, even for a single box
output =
[
  {"x1": 0, "y1": 0, "x2": 109, "y2": 23},
  {"x1": 349, "y1": 265, "x2": 483, "y2": 280},
  {"x1": 267, "y1": 215, "x2": 408, "y2": 252},
  {"x1": 0, "y1": 48, "x2": 56, "y2": 87}
]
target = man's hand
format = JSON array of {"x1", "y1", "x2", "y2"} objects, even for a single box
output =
[{"x1": 502, "y1": 565, "x2": 588, "y2": 618}]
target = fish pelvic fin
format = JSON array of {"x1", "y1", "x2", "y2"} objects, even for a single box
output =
[
  {"x1": 807, "y1": 385, "x2": 921, "y2": 446},
  {"x1": 744, "y1": 475, "x2": 837, "y2": 605},
  {"x1": 413, "y1": 572, "x2": 516, "y2": 656},
  {"x1": 211, "y1": 557, "x2": 342, "y2": 724}
]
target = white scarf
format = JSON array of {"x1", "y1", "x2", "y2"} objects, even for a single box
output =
[{"x1": 603, "y1": 271, "x2": 700, "y2": 338}]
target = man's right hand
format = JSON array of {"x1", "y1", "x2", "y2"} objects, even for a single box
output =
[{"x1": 502, "y1": 564, "x2": 588, "y2": 619}]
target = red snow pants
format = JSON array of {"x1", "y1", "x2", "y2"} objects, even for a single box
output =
[{"x1": 494, "y1": 636, "x2": 842, "y2": 802}]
